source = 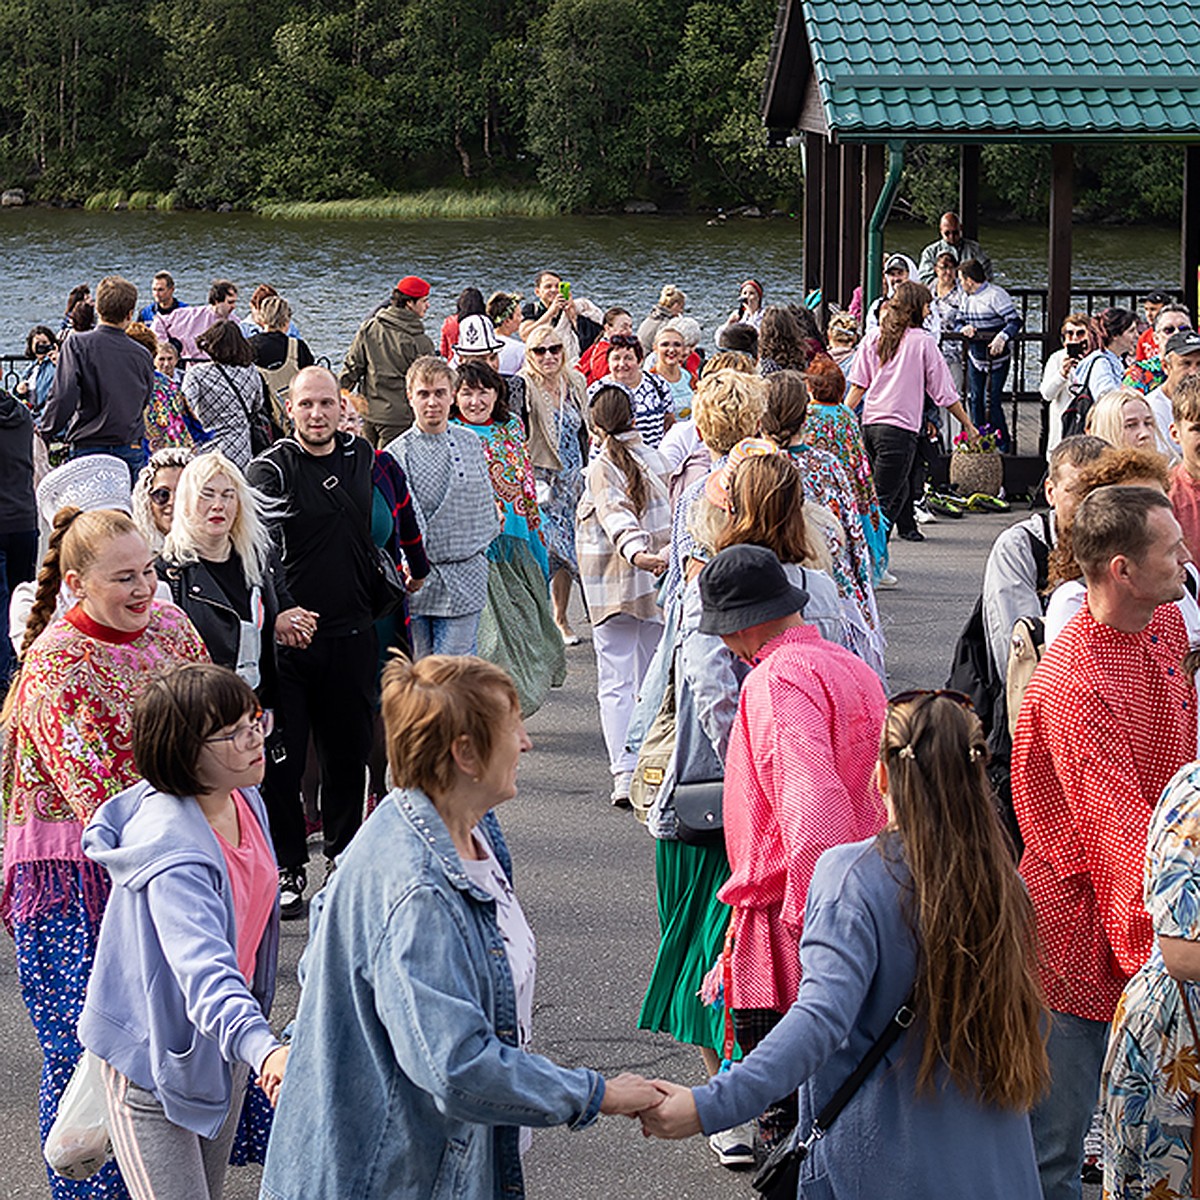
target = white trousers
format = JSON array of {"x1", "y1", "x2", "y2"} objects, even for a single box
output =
[{"x1": 591, "y1": 613, "x2": 662, "y2": 776}]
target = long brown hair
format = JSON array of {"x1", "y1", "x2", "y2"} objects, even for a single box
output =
[
  {"x1": 713, "y1": 454, "x2": 813, "y2": 565},
  {"x1": 878, "y1": 281, "x2": 931, "y2": 365},
  {"x1": 880, "y1": 695, "x2": 1048, "y2": 1109},
  {"x1": 1, "y1": 507, "x2": 141, "y2": 726},
  {"x1": 1045, "y1": 446, "x2": 1171, "y2": 588},
  {"x1": 590, "y1": 386, "x2": 650, "y2": 516}
]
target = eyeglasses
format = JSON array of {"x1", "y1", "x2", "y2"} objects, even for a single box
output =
[
  {"x1": 205, "y1": 710, "x2": 273, "y2": 751},
  {"x1": 1160, "y1": 324, "x2": 1192, "y2": 335},
  {"x1": 149, "y1": 487, "x2": 174, "y2": 507},
  {"x1": 888, "y1": 688, "x2": 974, "y2": 711},
  {"x1": 530, "y1": 344, "x2": 563, "y2": 356}
]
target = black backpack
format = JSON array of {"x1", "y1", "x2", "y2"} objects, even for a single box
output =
[
  {"x1": 1060, "y1": 355, "x2": 1104, "y2": 441},
  {"x1": 946, "y1": 514, "x2": 1051, "y2": 854}
]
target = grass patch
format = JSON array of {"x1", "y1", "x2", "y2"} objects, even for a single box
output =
[
  {"x1": 127, "y1": 190, "x2": 155, "y2": 210},
  {"x1": 258, "y1": 188, "x2": 561, "y2": 221},
  {"x1": 84, "y1": 188, "x2": 127, "y2": 211}
]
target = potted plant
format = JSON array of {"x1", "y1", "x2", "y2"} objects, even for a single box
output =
[{"x1": 948, "y1": 424, "x2": 1003, "y2": 497}]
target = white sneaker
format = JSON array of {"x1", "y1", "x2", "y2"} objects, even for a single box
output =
[
  {"x1": 875, "y1": 570, "x2": 899, "y2": 590},
  {"x1": 709, "y1": 1125, "x2": 755, "y2": 1167},
  {"x1": 913, "y1": 500, "x2": 937, "y2": 525},
  {"x1": 610, "y1": 770, "x2": 633, "y2": 808}
]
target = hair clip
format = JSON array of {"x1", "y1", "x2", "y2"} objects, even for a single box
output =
[
  {"x1": 969, "y1": 746, "x2": 985, "y2": 762},
  {"x1": 897, "y1": 745, "x2": 916, "y2": 760}
]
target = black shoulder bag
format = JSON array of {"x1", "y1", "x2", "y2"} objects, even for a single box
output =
[
  {"x1": 752, "y1": 996, "x2": 915, "y2": 1200},
  {"x1": 324, "y1": 458, "x2": 407, "y2": 620}
]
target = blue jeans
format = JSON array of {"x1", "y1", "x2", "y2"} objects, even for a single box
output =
[
  {"x1": 409, "y1": 612, "x2": 481, "y2": 659},
  {"x1": 69, "y1": 441, "x2": 146, "y2": 486},
  {"x1": 1029, "y1": 1009, "x2": 1109, "y2": 1200},
  {"x1": 966, "y1": 356, "x2": 1012, "y2": 452},
  {"x1": 0, "y1": 529, "x2": 39, "y2": 684}
]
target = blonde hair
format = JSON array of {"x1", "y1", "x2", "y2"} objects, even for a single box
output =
[
  {"x1": 258, "y1": 296, "x2": 292, "y2": 332},
  {"x1": 658, "y1": 285, "x2": 687, "y2": 309},
  {"x1": 1086, "y1": 387, "x2": 1174, "y2": 457},
  {"x1": 381, "y1": 654, "x2": 520, "y2": 798},
  {"x1": 161, "y1": 451, "x2": 275, "y2": 585},
  {"x1": 693, "y1": 370, "x2": 767, "y2": 454}
]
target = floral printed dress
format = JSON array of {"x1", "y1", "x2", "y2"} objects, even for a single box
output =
[
  {"x1": 1103, "y1": 760, "x2": 1200, "y2": 1200},
  {"x1": 802, "y1": 400, "x2": 889, "y2": 583}
]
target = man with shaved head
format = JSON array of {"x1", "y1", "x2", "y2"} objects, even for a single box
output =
[{"x1": 918, "y1": 211, "x2": 992, "y2": 285}]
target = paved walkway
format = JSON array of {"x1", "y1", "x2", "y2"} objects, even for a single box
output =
[{"x1": 0, "y1": 508, "x2": 1074, "y2": 1198}]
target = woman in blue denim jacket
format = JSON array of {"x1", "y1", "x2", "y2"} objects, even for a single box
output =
[{"x1": 260, "y1": 654, "x2": 661, "y2": 1200}]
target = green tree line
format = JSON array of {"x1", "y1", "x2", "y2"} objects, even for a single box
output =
[{"x1": 0, "y1": 0, "x2": 1184, "y2": 217}]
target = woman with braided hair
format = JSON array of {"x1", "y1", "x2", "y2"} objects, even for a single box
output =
[
  {"x1": 1, "y1": 506, "x2": 207, "y2": 1199},
  {"x1": 576, "y1": 385, "x2": 670, "y2": 805}
]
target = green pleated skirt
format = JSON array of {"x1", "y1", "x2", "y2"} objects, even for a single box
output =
[{"x1": 637, "y1": 836, "x2": 738, "y2": 1055}]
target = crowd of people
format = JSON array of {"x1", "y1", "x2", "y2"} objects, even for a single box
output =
[{"x1": 0, "y1": 243, "x2": 1199, "y2": 1200}]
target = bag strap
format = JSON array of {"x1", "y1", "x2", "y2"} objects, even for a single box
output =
[
  {"x1": 212, "y1": 361, "x2": 259, "y2": 424},
  {"x1": 323, "y1": 463, "x2": 382, "y2": 567},
  {"x1": 807, "y1": 995, "x2": 915, "y2": 1143}
]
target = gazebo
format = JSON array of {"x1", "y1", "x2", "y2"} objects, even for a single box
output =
[{"x1": 762, "y1": 0, "x2": 1200, "y2": 339}]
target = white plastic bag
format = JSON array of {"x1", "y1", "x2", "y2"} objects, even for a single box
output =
[{"x1": 44, "y1": 1050, "x2": 112, "y2": 1180}]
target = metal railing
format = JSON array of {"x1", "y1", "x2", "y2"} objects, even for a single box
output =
[{"x1": 945, "y1": 284, "x2": 1180, "y2": 456}]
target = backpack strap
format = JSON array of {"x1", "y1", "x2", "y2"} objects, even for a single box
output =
[{"x1": 1023, "y1": 513, "x2": 1053, "y2": 598}]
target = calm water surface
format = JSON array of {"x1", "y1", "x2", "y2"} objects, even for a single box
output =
[{"x1": 0, "y1": 210, "x2": 1182, "y2": 363}]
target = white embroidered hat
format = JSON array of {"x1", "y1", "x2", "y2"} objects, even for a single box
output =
[
  {"x1": 37, "y1": 455, "x2": 134, "y2": 525},
  {"x1": 452, "y1": 314, "x2": 505, "y2": 357}
]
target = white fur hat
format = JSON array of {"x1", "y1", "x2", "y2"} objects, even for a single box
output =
[{"x1": 36, "y1": 455, "x2": 134, "y2": 526}]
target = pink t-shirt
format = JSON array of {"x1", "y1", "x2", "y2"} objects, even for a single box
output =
[
  {"x1": 214, "y1": 790, "x2": 277, "y2": 982},
  {"x1": 849, "y1": 326, "x2": 959, "y2": 432}
]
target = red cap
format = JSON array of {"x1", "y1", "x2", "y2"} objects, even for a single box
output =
[
  {"x1": 740, "y1": 279, "x2": 764, "y2": 299},
  {"x1": 396, "y1": 275, "x2": 431, "y2": 299}
]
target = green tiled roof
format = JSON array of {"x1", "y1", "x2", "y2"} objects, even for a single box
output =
[{"x1": 773, "y1": 0, "x2": 1200, "y2": 141}]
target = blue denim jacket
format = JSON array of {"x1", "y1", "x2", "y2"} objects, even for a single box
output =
[{"x1": 260, "y1": 789, "x2": 604, "y2": 1200}]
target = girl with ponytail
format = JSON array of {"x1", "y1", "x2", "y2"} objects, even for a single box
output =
[
  {"x1": 576, "y1": 385, "x2": 671, "y2": 805},
  {"x1": 2, "y1": 505, "x2": 208, "y2": 1199},
  {"x1": 641, "y1": 691, "x2": 1048, "y2": 1198}
]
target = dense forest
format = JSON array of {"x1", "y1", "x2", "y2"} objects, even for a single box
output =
[{"x1": 0, "y1": 0, "x2": 1185, "y2": 220}]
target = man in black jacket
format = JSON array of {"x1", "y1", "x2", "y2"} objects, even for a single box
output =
[
  {"x1": 248, "y1": 366, "x2": 378, "y2": 917},
  {"x1": 40, "y1": 274, "x2": 153, "y2": 484}
]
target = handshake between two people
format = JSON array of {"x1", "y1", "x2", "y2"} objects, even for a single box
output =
[{"x1": 598, "y1": 1073, "x2": 705, "y2": 1140}]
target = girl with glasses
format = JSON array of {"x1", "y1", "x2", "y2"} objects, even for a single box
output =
[{"x1": 79, "y1": 663, "x2": 289, "y2": 1200}]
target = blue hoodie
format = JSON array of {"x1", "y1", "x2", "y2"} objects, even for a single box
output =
[{"x1": 79, "y1": 781, "x2": 281, "y2": 1139}]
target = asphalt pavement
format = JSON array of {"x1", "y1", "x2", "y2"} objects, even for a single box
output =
[{"x1": 0, "y1": 506, "x2": 1073, "y2": 1199}]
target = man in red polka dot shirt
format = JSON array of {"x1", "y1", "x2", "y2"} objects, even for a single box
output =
[{"x1": 1012, "y1": 485, "x2": 1195, "y2": 1200}]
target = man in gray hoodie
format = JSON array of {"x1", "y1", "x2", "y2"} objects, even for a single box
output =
[{"x1": 340, "y1": 275, "x2": 436, "y2": 447}]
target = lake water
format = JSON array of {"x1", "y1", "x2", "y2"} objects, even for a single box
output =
[{"x1": 0, "y1": 209, "x2": 1182, "y2": 365}]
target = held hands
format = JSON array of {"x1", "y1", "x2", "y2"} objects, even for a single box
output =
[
  {"x1": 257, "y1": 1045, "x2": 289, "y2": 1106},
  {"x1": 638, "y1": 1079, "x2": 702, "y2": 1140},
  {"x1": 599, "y1": 1072, "x2": 666, "y2": 1117},
  {"x1": 275, "y1": 607, "x2": 319, "y2": 648},
  {"x1": 633, "y1": 551, "x2": 668, "y2": 576}
]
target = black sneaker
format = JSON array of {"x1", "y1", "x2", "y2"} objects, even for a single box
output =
[
  {"x1": 279, "y1": 867, "x2": 306, "y2": 919},
  {"x1": 898, "y1": 528, "x2": 926, "y2": 543}
]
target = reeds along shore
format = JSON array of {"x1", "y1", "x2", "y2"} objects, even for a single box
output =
[{"x1": 258, "y1": 189, "x2": 562, "y2": 220}]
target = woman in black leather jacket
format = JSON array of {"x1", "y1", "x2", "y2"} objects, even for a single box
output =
[{"x1": 155, "y1": 450, "x2": 317, "y2": 709}]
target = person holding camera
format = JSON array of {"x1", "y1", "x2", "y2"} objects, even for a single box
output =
[
  {"x1": 1040, "y1": 313, "x2": 1095, "y2": 456},
  {"x1": 518, "y1": 270, "x2": 600, "y2": 365}
]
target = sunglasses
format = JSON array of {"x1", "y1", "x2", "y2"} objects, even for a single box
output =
[
  {"x1": 888, "y1": 688, "x2": 974, "y2": 711},
  {"x1": 1160, "y1": 324, "x2": 1192, "y2": 335},
  {"x1": 149, "y1": 487, "x2": 174, "y2": 507},
  {"x1": 530, "y1": 344, "x2": 564, "y2": 356}
]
